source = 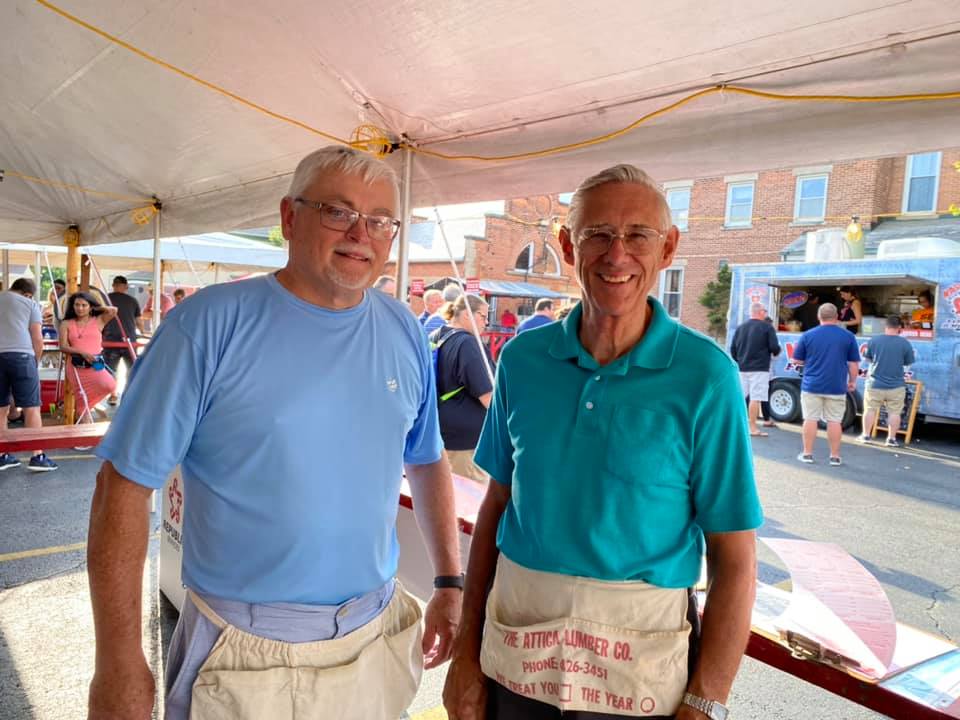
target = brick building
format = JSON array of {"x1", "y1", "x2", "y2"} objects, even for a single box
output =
[{"x1": 386, "y1": 148, "x2": 960, "y2": 332}]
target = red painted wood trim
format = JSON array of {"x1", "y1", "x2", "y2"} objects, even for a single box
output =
[{"x1": 0, "y1": 423, "x2": 109, "y2": 453}]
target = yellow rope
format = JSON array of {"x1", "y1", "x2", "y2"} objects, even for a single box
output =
[
  {"x1": 3, "y1": 169, "x2": 152, "y2": 203},
  {"x1": 34, "y1": 0, "x2": 354, "y2": 148},
  {"x1": 405, "y1": 85, "x2": 960, "y2": 163}
]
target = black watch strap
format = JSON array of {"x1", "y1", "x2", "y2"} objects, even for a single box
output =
[{"x1": 434, "y1": 573, "x2": 465, "y2": 590}]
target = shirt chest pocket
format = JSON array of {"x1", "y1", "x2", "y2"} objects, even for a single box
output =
[{"x1": 604, "y1": 406, "x2": 687, "y2": 493}]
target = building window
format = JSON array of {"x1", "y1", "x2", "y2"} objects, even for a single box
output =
[
  {"x1": 794, "y1": 174, "x2": 828, "y2": 221},
  {"x1": 902, "y1": 152, "x2": 941, "y2": 213},
  {"x1": 666, "y1": 188, "x2": 691, "y2": 231},
  {"x1": 513, "y1": 242, "x2": 561, "y2": 276},
  {"x1": 659, "y1": 267, "x2": 684, "y2": 319},
  {"x1": 725, "y1": 182, "x2": 754, "y2": 227},
  {"x1": 557, "y1": 192, "x2": 574, "y2": 205}
]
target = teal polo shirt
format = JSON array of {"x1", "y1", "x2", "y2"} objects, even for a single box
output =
[{"x1": 474, "y1": 298, "x2": 763, "y2": 588}]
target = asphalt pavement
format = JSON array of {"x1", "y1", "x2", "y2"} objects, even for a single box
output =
[{"x1": 0, "y1": 420, "x2": 957, "y2": 720}]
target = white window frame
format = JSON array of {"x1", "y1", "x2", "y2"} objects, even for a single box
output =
[
  {"x1": 658, "y1": 266, "x2": 684, "y2": 320},
  {"x1": 724, "y1": 181, "x2": 755, "y2": 228},
  {"x1": 509, "y1": 241, "x2": 562, "y2": 277},
  {"x1": 793, "y1": 173, "x2": 829, "y2": 222},
  {"x1": 901, "y1": 151, "x2": 942, "y2": 214},
  {"x1": 666, "y1": 186, "x2": 691, "y2": 231}
]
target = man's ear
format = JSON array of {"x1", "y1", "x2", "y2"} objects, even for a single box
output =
[
  {"x1": 559, "y1": 226, "x2": 576, "y2": 267},
  {"x1": 279, "y1": 196, "x2": 296, "y2": 243},
  {"x1": 658, "y1": 225, "x2": 680, "y2": 271}
]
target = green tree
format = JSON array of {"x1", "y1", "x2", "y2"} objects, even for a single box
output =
[
  {"x1": 266, "y1": 226, "x2": 285, "y2": 247},
  {"x1": 38, "y1": 266, "x2": 66, "y2": 302},
  {"x1": 699, "y1": 264, "x2": 732, "y2": 340}
]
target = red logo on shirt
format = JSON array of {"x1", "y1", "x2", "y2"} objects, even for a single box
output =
[{"x1": 168, "y1": 476, "x2": 183, "y2": 524}]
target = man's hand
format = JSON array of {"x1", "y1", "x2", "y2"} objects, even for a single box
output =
[
  {"x1": 88, "y1": 655, "x2": 155, "y2": 720},
  {"x1": 848, "y1": 378, "x2": 858, "y2": 392},
  {"x1": 443, "y1": 652, "x2": 487, "y2": 720},
  {"x1": 422, "y1": 588, "x2": 461, "y2": 669}
]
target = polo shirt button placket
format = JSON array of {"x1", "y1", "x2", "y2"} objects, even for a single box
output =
[{"x1": 585, "y1": 401, "x2": 594, "y2": 410}]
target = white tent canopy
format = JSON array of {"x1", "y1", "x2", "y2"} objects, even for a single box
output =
[
  {"x1": 2, "y1": 0, "x2": 960, "y2": 247},
  {"x1": 0, "y1": 232, "x2": 286, "y2": 274}
]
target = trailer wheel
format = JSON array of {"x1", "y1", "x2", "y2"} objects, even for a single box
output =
[
  {"x1": 768, "y1": 380, "x2": 801, "y2": 423},
  {"x1": 842, "y1": 392, "x2": 859, "y2": 431}
]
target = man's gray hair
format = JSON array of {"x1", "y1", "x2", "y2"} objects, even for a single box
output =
[
  {"x1": 566, "y1": 164, "x2": 672, "y2": 231},
  {"x1": 442, "y1": 283, "x2": 462, "y2": 302},
  {"x1": 818, "y1": 302, "x2": 839, "y2": 321},
  {"x1": 750, "y1": 303, "x2": 766, "y2": 317},
  {"x1": 287, "y1": 146, "x2": 399, "y2": 205},
  {"x1": 373, "y1": 275, "x2": 395, "y2": 290},
  {"x1": 423, "y1": 289, "x2": 442, "y2": 302}
]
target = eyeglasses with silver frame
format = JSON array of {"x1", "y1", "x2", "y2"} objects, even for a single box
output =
[
  {"x1": 575, "y1": 225, "x2": 664, "y2": 256},
  {"x1": 294, "y1": 198, "x2": 401, "y2": 242}
]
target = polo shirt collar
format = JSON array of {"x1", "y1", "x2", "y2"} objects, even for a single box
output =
[{"x1": 548, "y1": 297, "x2": 680, "y2": 373}]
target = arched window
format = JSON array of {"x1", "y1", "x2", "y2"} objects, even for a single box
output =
[{"x1": 513, "y1": 242, "x2": 561, "y2": 276}]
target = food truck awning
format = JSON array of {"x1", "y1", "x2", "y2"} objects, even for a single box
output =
[{"x1": 765, "y1": 274, "x2": 935, "y2": 288}]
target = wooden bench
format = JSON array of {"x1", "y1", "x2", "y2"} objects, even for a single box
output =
[{"x1": 0, "y1": 422, "x2": 110, "y2": 453}]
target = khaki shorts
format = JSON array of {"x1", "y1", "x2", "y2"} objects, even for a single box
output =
[
  {"x1": 740, "y1": 371, "x2": 770, "y2": 402},
  {"x1": 447, "y1": 449, "x2": 489, "y2": 485},
  {"x1": 801, "y1": 392, "x2": 846, "y2": 423},
  {"x1": 864, "y1": 386, "x2": 906, "y2": 415}
]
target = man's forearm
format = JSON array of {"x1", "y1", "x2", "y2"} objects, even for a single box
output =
[
  {"x1": 454, "y1": 481, "x2": 509, "y2": 656},
  {"x1": 405, "y1": 457, "x2": 461, "y2": 578},
  {"x1": 88, "y1": 462, "x2": 154, "y2": 666},
  {"x1": 686, "y1": 533, "x2": 757, "y2": 703}
]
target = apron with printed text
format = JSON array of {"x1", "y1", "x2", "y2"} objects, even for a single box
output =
[{"x1": 480, "y1": 555, "x2": 690, "y2": 717}]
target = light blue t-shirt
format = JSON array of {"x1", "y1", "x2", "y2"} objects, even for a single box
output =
[
  {"x1": 474, "y1": 300, "x2": 763, "y2": 588},
  {"x1": 97, "y1": 274, "x2": 443, "y2": 604},
  {"x1": 516, "y1": 314, "x2": 554, "y2": 334}
]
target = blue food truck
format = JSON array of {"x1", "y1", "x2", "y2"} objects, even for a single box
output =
[{"x1": 726, "y1": 252, "x2": 960, "y2": 429}]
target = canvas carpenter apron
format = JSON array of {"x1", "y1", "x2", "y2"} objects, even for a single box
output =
[
  {"x1": 186, "y1": 582, "x2": 423, "y2": 720},
  {"x1": 480, "y1": 555, "x2": 690, "y2": 717}
]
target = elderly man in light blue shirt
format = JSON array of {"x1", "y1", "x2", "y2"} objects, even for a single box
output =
[{"x1": 88, "y1": 147, "x2": 462, "y2": 720}]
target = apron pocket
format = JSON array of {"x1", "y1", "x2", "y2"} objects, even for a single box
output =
[
  {"x1": 481, "y1": 603, "x2": 690, "y2": 716},
  {"x1": 190, "y1": 590, "x2": 423, "y2": 720}
]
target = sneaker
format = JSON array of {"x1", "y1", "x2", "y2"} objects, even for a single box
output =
[
  {"x1": 0, "y1": 453, "x2": 21, "y2": 470},
  {"x1": 829, "y1": 456, "x2": 842, "y2": 466},
  {"x1": 27, "y1": 453, "x2": 58, "y2": 472},
  {"x1": 797, "y1": 453, "x2": 814, "y2": 464},
  {"x1": 885, "y1": 438, "x2": 901, "y2": 448},
  {"x1": 857, "y1": 434, "x2": 872, "y2": 443}
]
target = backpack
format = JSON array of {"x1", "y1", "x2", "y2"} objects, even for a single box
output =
[{"x1": 429, "y1": 328, "x2": 466, "y2": 403}]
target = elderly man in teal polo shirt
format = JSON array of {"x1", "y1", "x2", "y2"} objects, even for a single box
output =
[{"x1": 444, "y1": 165, "x2": 763, "y2": 720}]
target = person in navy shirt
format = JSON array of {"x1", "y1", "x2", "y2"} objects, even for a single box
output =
[
  {"x1": 791, "y1": 302, "x2": 862, "y2": 466},
  {"x1": 89, "y1": 147, "x2": 463, "y2": 720},
  {"x1": 516, "y1": 298, "x2": 555, "y2": 333}
]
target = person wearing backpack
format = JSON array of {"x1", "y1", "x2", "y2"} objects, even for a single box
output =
[{"x1": 430, "y1": 293, "x2": 493, "y2": 484}]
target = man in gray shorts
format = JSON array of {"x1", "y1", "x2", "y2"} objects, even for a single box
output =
[
  {"x1": 860, "y1": 315, "x2": 915, "y2": 447},
  {"x1": 790, "y1": 303, "x2": 861, "y2": 466},
  {"x1": 0, "y1": 278, "x2": 58, "y2": 472},
  {"x1": 730, "y1": 302, "x2": 781, "y2": 437}
]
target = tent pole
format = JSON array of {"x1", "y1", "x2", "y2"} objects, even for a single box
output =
[
  {"x1": 34, "y1": 252, "x2": 42, "y2": 285},
  {"x1": 213, "y1": 263, "x2": 221, "y2": 285},
  {"x1": 395, "y1": 147, "x2": 413, "y2": 302},
  {"x1": 2, "y1": 249, "x2": 9, "y2": 291},
  {"x1": 152, "y1": 204, "x2": 162, "y2": 331},
  {"x1": 63, "y1": 226, "x2": 81, "y2": 424}
]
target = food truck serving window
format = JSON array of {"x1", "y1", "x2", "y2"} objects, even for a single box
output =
[{"x1": 768, "y1": 276, "x2": 938, "y2": 340}]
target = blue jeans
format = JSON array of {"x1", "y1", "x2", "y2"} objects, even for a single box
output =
[{"x1": 164, "y1": 579, "x2": 395, "y2": 720}]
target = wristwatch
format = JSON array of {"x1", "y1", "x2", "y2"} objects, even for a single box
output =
[
  {"x1": 433, "y1": 573, "x2": 465, "y2": 590},
  {"x1": 682, "y1": 692, "x2": 729, "y2": 720}
]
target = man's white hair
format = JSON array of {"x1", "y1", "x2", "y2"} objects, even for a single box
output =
[
  {"x1": 287, "y1": 146, "x2": 399, "y2": 206},
  {"x1": 566, "y1": 164, "x2": 672, "y2": 231},
  {"x1": 423, "y1": 289, "x2": 442, "y2": 302},
  {"x1": 750, "y1": 303, "x2": 766, "y2": 316}
]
